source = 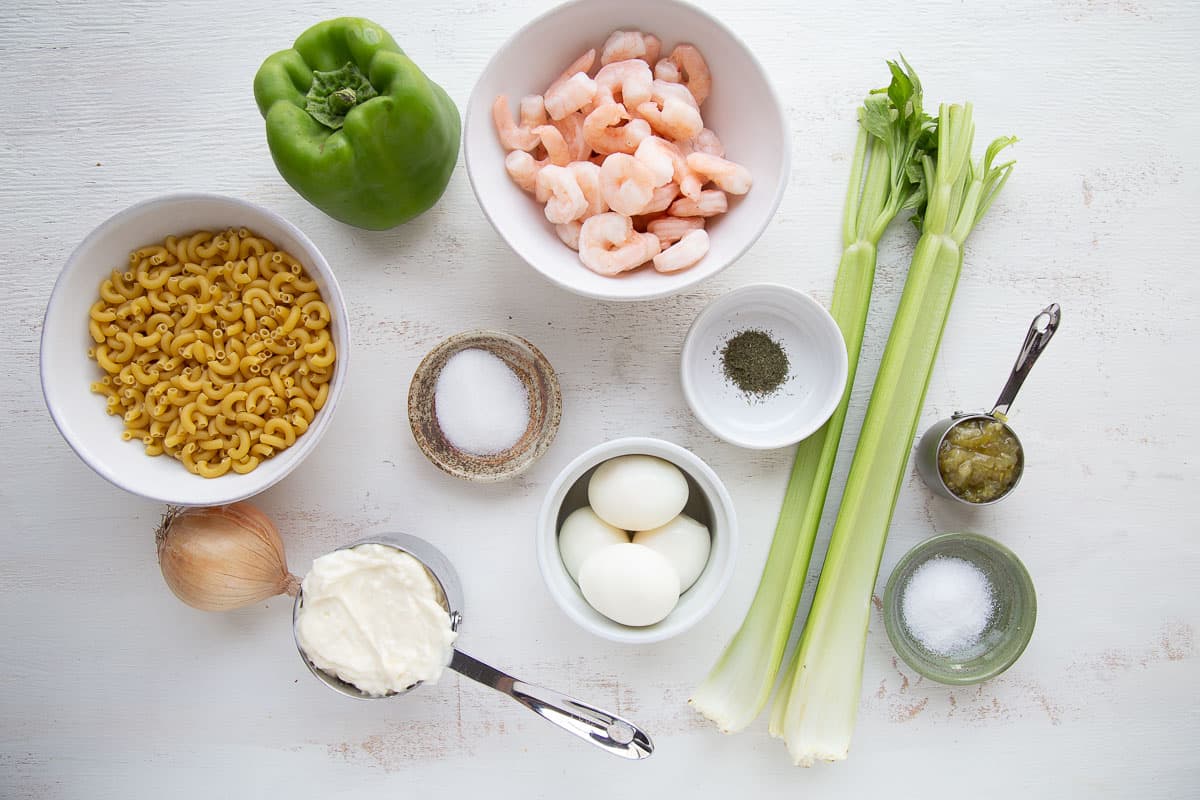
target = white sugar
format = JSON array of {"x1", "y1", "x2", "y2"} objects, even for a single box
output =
[
  {"x1": 900, "y1": 556, "x2": 994, "y2": 656},
  {"x1": 434, "y1": 348, "x2": 530, "y2": 455}
]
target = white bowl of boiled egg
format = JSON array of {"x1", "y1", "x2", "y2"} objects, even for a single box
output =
[{"x1": 536, "y1": 436, "x2": 737, "y2": 643}]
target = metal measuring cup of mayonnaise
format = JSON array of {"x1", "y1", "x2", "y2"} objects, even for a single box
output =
[
  {"x1": 292, "y1": 533, "x2": 653, "y2": 760},
  {"x1": 916, "y1": 304, "x2": 1061, "y2": 505}
]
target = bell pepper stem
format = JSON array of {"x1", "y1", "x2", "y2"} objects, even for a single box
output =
[{"x1": 329, "y1": 88, "x2": 358, "y2": 116}]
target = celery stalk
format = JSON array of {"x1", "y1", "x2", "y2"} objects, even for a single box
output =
[
  {"x1": 770, "y1": 102, "x2": 1016, "y2": 765},
  {"x1": 689, "y1": 61, "x2": 934, "y2": 733}
]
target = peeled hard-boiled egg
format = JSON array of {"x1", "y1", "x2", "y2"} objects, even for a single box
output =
[
  {"x1": 558, "y1": 506, "x2": 630, "y2": 581},
  {"x1": 632, "y1": 513, "x2": 711, "y2": 591},
  {"x1": 588, "y1": 455, "x2": 689, "y2": 531},
  {"x1": 578, "y1": 543, "x2": 680, "y2": 626}
]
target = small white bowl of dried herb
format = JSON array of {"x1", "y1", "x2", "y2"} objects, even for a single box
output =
[{"x1": 680, "y1": 283, "x2": 847, "y2": 449}]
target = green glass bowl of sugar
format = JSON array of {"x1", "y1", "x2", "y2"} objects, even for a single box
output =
[{"x1": 883, "y1": 532, "x2": 1037, "y2": 685}]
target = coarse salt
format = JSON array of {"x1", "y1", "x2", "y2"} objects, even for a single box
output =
[
  {"x1": 900, "y1": 556, "x2": 994, "y2": 656},
  {"x1": 434, "y1": 348, "x2": 529, "y2": 455}
]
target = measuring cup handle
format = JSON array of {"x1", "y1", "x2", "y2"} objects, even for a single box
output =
[
  {"x1": 449, "y1": 649, "x2": 653, "y2": 759},
  {"x1": 992, "y1": 303, "x2": 1061, "y2": 417}
]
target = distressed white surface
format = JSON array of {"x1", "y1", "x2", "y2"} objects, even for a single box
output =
[{"x1": 1, "y1": 0, "x2": 1197, "y2": 797}]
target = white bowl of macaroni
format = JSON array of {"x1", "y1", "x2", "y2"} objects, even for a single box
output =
[{"x1": 40, "y1": 193, "x2": 350, "y2": 506}]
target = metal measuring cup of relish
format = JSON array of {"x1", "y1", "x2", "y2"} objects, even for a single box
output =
[{"x1": 917, "y1": 304, "x2": 1061, "y2": 506}]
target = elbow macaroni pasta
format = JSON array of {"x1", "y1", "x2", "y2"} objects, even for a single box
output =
[{"x1": 87, "y1": 229, "x2": 336, "y2": 478}]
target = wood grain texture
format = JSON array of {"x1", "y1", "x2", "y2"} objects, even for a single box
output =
[{"x1": 1, "y1": 0, "x2": 1197, "y2": 796}]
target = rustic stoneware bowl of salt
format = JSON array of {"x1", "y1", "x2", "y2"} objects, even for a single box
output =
[
  {"x1": 408, "y1": 330, "x2": 561, "y2": 482},
  {"x1": 883, "y1": 532, "x2": 1037, "y2": 685}
]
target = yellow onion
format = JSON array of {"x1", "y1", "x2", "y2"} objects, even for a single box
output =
[{"x1": 156, "y1": 502, "x2": 299, "y2": 611}]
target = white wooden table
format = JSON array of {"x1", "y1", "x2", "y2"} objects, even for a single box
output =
[{"x1": 2, "y1": 0, "x2": 1196, "y2": 796}]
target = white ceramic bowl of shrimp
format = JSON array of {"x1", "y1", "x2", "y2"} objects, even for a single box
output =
[
  {"x1": 40, "y1": 193, "x2": 350, "y2": 507},
  {"x1": 465, "y1": 0, "x2": 790, "y2": 302}
]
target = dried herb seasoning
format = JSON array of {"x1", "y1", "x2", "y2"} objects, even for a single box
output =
[{"x1": 720, "y1": 329, "x2": 789, "y2": 396}]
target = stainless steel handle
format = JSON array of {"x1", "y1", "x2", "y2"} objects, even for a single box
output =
[
  {"x1": 992, "y1": 303, "x2": 1061, "y2": 417},
  {"x1": 449, "y1": 649, "x2": 653, "y2": 759}
]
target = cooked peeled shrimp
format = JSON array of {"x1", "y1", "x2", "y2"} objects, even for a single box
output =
[
  {"x1": 636, "y1": 80, "x2": 701, "y2": 139},
  {"x1": 669, "y1": 189, "x2": 728, "y2": 217},
  {"x1": 634, "y1": 137, "x2": 676, "y2": 187},
  {"x1": 568, "y1": 160, "x2": 608, "y2": 217},
  {"x1": 685, "y1": 128, "x2": 725, "y2": 157},
  {"x1": 640, "y1": 182, "x2": 680, "y2": 215},
  {"x1": 600, "y1": 153, "x2": 657, "y2": 216},
  {"x1": 552, "y1": 112, "x2": 590, "y2": 162},
  {"x1": 579, "y1": 213, "x2": 661, "y2": 276},
  {"x1": 535, "y1": 165, "x2": 588, "y2": 224},
  {"x1": 505, "y1": 150, "x2": 541, "y2": 193},
  {"x1": 594, "y1": 59, "x2": 653, "y2": 110},
  {"x1": 656, "y1": 138, "x2": 704, "y2": 200},
  {"x1": 505, "y1": 127, "x2": 572, "y2": 191},
  {"x1": 556, "y1": 220, "x2": 582, "y2": 250},
  {"x1": 493, "y1": 94, "x2": 540, "y2": 151},
  {"x1": 623, "y1": 119, "x2": 652, "y2": 149},
  {"x1": 584, "y1": 103, "x2": 651, "y2": 156},
  {"x1": 653, "y1": 229, "x2": 709, "y2": 273},
  {"x1": 519, "y1": 95, "x2": 547, "y2": 129},
  {"x1": 667, "y1": 44, "x2": 711, "y2": 106},
  {"x1": 651, "y1": 78, "x2": 699, "y2": 110},
  {"x1": 654, "y1": 58, "x2": 681, "y2": 83},
  {"x1": 686, "y1": 152, "x2": 752, "y2": 194},
  {"x1": 548, "y1": 49, "x2": 596, "y2": 93},
  {"x1": 636, "y1": 99, "x2": 703, "y2": 142},
  {"x1": 534, "y1": 163, "x2": 561, "y2": 201},
  {"x1": 532, "y1": 125, "x2": 572, "y2": 166},
  {"x1": 643, "y1": 35, "x2": 662, "y2": 66},
  {"x1": 545, "y1": 72, "x2": 597, "y2": 120},
  {"x1": 600, "y1": 31, "x2": 643, "y2": 64},
  {"x1": 600, "y1": 31, "x2": 660, "y2": 66},
  {"x1": 647, "y1": 215, "x2": 704, "y2": 249}
]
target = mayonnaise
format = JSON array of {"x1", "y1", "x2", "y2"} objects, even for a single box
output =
[{"x1": 295, "y1": 544, "x2": 458, "y2": 696}]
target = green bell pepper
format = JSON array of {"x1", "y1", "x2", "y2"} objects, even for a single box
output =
[{"x1": 254, "y1": 18, "x2": 460, "y2": 230}]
